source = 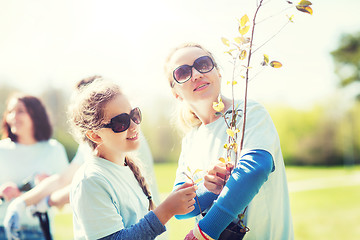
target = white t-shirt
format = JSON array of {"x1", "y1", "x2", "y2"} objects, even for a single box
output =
[
  {"x1": 71, "y1": 133, "x2": 161, "y2": 205},
  {"x1": 0, "y1": 138, "x2": 69, "y2": 226},
  {"x1": 70, "y1": 155, "x2": 150, "y2": 240},
  {"x1": 174, "y1": 99, "x2": 294, "y2": 240}
]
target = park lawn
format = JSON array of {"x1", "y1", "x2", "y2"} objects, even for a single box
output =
[{"x1": 53, "y1": 163, "x2": 360, "y2": 240}]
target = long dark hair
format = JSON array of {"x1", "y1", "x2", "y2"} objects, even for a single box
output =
[{"x1": 1, "y1": 93, "x2": 52, "y2": 142}]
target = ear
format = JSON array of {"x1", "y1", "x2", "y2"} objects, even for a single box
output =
[
  {"x1": 86, "y1": 130, "x2": 103, "y2": 145},
  {"x1": 171, "y1": 88, "x2": 183, "y2": 101}
]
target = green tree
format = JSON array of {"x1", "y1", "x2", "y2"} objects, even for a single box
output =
[{"x1": 331, "y1": 32, "x2": 360, "y2": 88}]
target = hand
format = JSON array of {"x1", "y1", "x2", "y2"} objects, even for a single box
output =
[
  {"x1": 3, "y1": 198, "x2": 26, "y2": 240},
  {"x1": 0, "y1": 182, "x2": 21, "y2": 202},
  {"x1": 165, "y1": 182, "x2": 197, "y2": 215},
  {"x1": 153, "y1": 182, "x2": 197, "y2": 225},
  {"x1": 184, "y1": 224, "x2": 214, "y2": 240},
  {"x1": 204, "y1": 162, "x2": 232, "y2": 194},
  {"x1": 34, "y1": 173, "x2": 50, "y2": 185},
  {"x1": 30, "y1": 196, "x2": 50, "y2": 215}
]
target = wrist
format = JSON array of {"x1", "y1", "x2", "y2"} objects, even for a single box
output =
[
  {"x1": 193, "y1": 224, "x2": 215, "y2": 240},
  {"x1": 9, "y1": 197, "x2": 26, "y2": 213},
  {"x1": 152, "y1": 202, "x2": 173, "y2": 225}
]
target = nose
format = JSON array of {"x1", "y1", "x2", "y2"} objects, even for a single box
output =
[
  {"x1": 191, "y1": 67, "x2": 203, "y2": 82},
  {"x1": 128, "y1": 118, "x2": 138, "y2": 131}
]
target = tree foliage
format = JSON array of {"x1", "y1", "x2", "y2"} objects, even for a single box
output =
[{"x1": 331, "y1": 32, "x2": 360, "y2": 87}]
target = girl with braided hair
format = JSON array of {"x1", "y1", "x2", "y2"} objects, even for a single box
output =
[{"x1": 68, "y1": 78, "x2": 197, "y2": 240}]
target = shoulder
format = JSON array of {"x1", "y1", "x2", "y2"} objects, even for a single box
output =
[
  {"x1": 41, "y1": 139, "x2": 67, "y2": 151},
  {"x1": 72, "y1": 162, "x2": 110, "y2": 192},
  {"x1": 0, "y1": 138, "x2": 14, "y2": 149}
]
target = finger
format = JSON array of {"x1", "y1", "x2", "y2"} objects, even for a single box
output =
[
  {"x1": 204, "y1": 175, "x2": 225, "y2": 186},
  {"x1": 176, "y1": 182, "x2": 194, "y2": 190},
  {"x1": 213, "y1": 165, "x2": 230, "y2": 176}
]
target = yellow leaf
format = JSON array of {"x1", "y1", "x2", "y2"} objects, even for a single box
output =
[
  {"x1": 240, "y1": 14, "x2": 249, "y2": 27},
  {"x1": 234, "y1": 36, "x2": 245, "y2": 44},
  {"x1": 194, "y1": 178, "x2": 203, "y2": 184},
  {"x1": 213, "y1": 101, "x2": 225, "y2": 112},
  {"x1": 227, "y1": 81, "x2": 231, "y2": 85},
  {"x1": 193, "y1": 169, "x2": 202, "y2": 175},
  {"x1": 227, "y1": 157, "x2": 231, "y2": 162},
  {"x1": 221, "y1": 37, "x2": 230, "y2": 47},
  {"x1": 298, "y1": 0, "x2": 312, "y2": 6},
  {"x1": 239, "y1": 50, "x2": 247, "y2": 60},
  {"x1": 232, "y1": 81, "x2": 238, "y2": 85},
  {"x1": 219, "y1": 157, "x2": 226, "y2": 163},
  {"x1": 233, "y1": 143, "x2": 238, "y2": 153},
  {"x1": 239, "y1": 25, "x2": 250, "y2": 36},
  {"x1": 226, "y1": 129, "x2": 235, "y2": 137},
  {"x1": 263, "y1": 54, "x2": 269, "y2": 65},
  {"x1": 187, "y1": 166, "x2": 191, "y2": 172},
  {"x1": 287, "y1": 14, "x2": 295, "y2": 22},
  {"x1": 270, "y1": 61, "x2": 283, "y2": 68},
  {"x1": 296, "y1": 5, "x2": 313, "y2": 15}
]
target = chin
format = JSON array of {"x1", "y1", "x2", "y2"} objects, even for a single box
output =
[{"x1": 127, "y1": 141, "x2": 140, "y2": 152}]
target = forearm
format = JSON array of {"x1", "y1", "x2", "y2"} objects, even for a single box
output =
[
  {"x1": 22, "y1": 162, "x2": 80, "y2": 206},
  {"x1": 199, "y1": 150, "x2": 274, "y2": 239},
  {"x1": 21, "y1": 174, "x2": 63, "y2": 206},
  {"x1": 99, "y1": 211, "x2": 166, "y2": 240},
  {"x1": 49, "y1": 185, "x2": 71, "y2": 208}
]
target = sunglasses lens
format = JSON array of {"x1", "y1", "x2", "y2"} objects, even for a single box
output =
[
  {"x1": 130, "y1": 108, "x2": 142, "y2": 124},
  {"x1": 111, "y1": 114, "x2": 130, "y2": 133},
  {"x1": 194, "y1": 56, "x2": 214, "y2": 73},
  {"x1": 174, "y1": 65, "x2": 192, "y2": 83}
]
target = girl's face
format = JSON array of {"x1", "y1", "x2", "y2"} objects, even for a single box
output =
[
  {"x1": 169, "y1": 47, "x2": 221, "y2": 105},
  {"x1": 5, "y1": 98, "x2": 34, "y2": 140},
  {"x1": 95, "y1": 94, "x2": 141, "y2": 160}
]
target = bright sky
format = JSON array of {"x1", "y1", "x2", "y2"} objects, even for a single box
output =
[{"x1": 1, "y1": 0, "x2": 360, "y2": 110}]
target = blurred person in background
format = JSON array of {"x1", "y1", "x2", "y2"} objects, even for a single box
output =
[{"x1": 0, "y1": 93, "x2": 69, "y2": 240}]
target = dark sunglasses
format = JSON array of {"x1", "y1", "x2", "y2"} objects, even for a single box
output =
[
  {"x1": 101, "y1": 107, "x2": 142, "y2": 133},
  {"x1": 172, "y1": 55, "x2": 215, "y2": 86}
]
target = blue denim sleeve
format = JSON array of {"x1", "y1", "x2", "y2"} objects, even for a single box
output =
[
  {"x1": 99, "y1": 211, "x2": 166, "y2": 240},
  {"x1": 174, "y1": 182, "x2": 219, "y2": 220},
  {"x1": 198, "y1": 149, "x2": 274, "y2": 239}
]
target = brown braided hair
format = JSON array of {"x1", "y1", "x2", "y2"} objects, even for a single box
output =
[
  {"x1": 125, "y1": 156, "x2": 155, "y2": 211},
  {"x1": 68, "y1": 77, "x2": 155, "y2": 211}
]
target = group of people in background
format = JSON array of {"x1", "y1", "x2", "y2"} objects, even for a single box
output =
[{"x1": 0, "y1": 43, "x2": 293, "y2": 240}]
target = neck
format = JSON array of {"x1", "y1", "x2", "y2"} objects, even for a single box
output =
[
  {"x1": 96, "y1": 146, "x2": 126, "y2": 166},
  {"x1": 189, "y1": 95, "x2": 232, "y2": 125},
  {"x1": 17, "y1": 135, "x2": 37, "y2": 145}
]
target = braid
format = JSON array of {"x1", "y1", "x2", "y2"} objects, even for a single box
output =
[{"x1": 125, "y1": 156, "x2": 156, "y2": 211}]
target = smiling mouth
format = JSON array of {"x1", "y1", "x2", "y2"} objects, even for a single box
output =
[
  {"x1": 127, "y1": 132, "x2": 138, "y2": 140},
  {"x1": 193, "y1": 83, "x2": 209, "y2": 91}
]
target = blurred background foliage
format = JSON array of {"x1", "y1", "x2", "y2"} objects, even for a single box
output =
[{"x1": 1, "y1": 31, "x2": 360, "y2": 167}]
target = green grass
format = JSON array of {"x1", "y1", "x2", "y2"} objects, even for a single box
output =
[{"x1": 53, "y1": 164, "x2": 360, "y2": 240}]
